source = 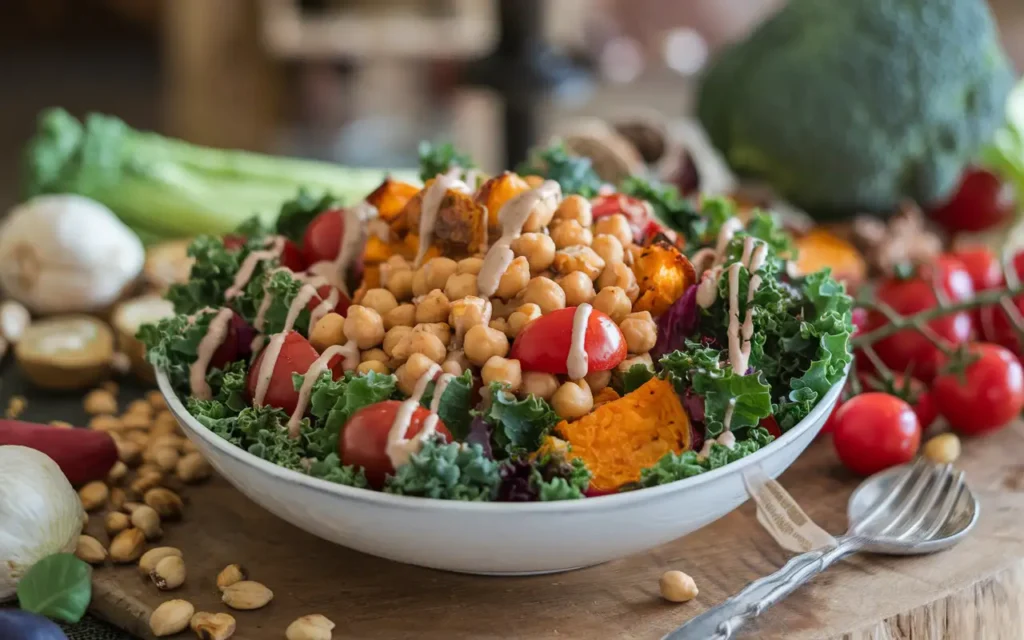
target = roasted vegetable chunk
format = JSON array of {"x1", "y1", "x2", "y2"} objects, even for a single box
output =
[{"x1": 632, "y1": 240, "x2": 696, "y2": 317}]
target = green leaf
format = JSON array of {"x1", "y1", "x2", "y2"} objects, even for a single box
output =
[
  {"x1": 17, "y1": 553, "x2": 92, "y2": 623},
  {"x1": 240, "y1": 268, "x2": 311, "y2": 335},
  {"x1": 139, "y1": 309, "x2": 221, "y2": 392},
  {"x1": 639, "y1": 427, "x2": 773, "y2": 487},
  {"x1": 208, "y1": 360, "x2": 249, "y2": 413},
  {"x1": 534, "y1": 456, "x2": 591, "y2": 501},
  {"x1": 692, "y1": 369, "x2": 773, "y2": 437},
  {"x1": 619, "y1": 177, "x2": 701, "y2": 245},
  {"x1": 275, "y1": 188, "x2": 341, "y2": 243},
  {"x1": 164, "y1": 235, "x2": 244, "y2": 315},
  {"x1": 482, "y1": 382, "x2": 562, "y2": 459},
  {"x1": 515, "y1": 142, "x2": 602, "y2": 197},
  {"x1": 621, "y1": 363, "x2": 655, "y2": 394},
  {"x1": 419, "y1": 370, "x2": 475, "y2": 440},
  {"x1": 307, "y1": 453, "x2": 369, "y2": 488},
  {"x1": 418, "y1": 141, "x2": 476, "y2": 183},
  {"x1": 307, "y1": 371, "x2": 398, "y2": 458},
  {"x1": 384, "y1": 437, "x2": 501, "y2": 500}
]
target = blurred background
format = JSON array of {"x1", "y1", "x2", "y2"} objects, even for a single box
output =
[{"x1": 1, "y1": 0, "x2": 1022, "y2": 205}]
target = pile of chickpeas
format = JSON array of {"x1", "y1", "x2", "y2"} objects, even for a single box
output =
[{"x1": 308, "y1": 194, "x2": 659, "y2": 420}]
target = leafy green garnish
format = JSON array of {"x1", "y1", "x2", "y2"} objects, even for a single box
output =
[
  {"x1": 516, "y1": 142, "x2": 602, "y2": 197},
  {"x1": 16, "y1": 553, "x2": 92, "y2": 623},
  {"x1": 692, "y1": 370, "x2": 773, "y2": 438},
  {"x1": 619, "y1": 177, "x2": 701, "y2": 246},
  {"x1": 307, "y1": 370, "x2": 399, "y2": 458},
  {"x1": 419, "y1": 370, "x2": 475, "y2": 440},
  {"x1": 384, "y1": 438, "x2": 501, "y2": 500},
  {"x1": 275, "y1": 188, "x2": 340, "y2": 243},
  {"x1": 164, "y1": 235, "x2": 244, "y2": 315},
  {"x1": 535, "y1": 457, "x2": 591, "y2": 501},
  {"x1": 208, "y1": 359, "x2": 249, "y2": 412},
  {"x1": 638, "y1": 427, "x2": 774, "y2": 487},
  {"x1": 139, "y1": 310, "x2": 220, "y2": 392},
  {"x1": 307, "y1": 453, "x2": 369, "y2": 488},
  {"x1": 237, "y1": 268, "x2": 310, "y2": 334},
  {"x1": 480, "y1": 382, "x2": 562, "y2": 459},
  {"x1": 418, "y1": 141, "x2": 476, "y2": 183},
  {"x1": 621, "y1": 363, "x2": 655, "y2": 394}
]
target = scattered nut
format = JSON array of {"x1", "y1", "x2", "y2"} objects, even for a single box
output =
[
  {"x1": 145, "y1": 487, "x2": 184, "y2": 520},
  {"x1": 104, "y1": 511, "x2": 131, "y2": 536},
  {"x1": 49, "y1": 420, "x2": 74, "y2": 429},
  {"x1": 80, "y1": 511, "x2": 89, "y2": 531},
  {"x1": 139, "y1": 547, "x2": 183, "y2": 575},
  {"x1": 137, "y1": 463, "x2": 163, "y2": 478},
  {"x1": 0, "y1": 300, "x2": 31, "y2": 343},
  {"x1": 150, "y1": 434, "x2": 184, "y2": 452},
  {"x1": 150, "y1": 555, "x2": 186, "y2": 590},
  {"x1": 126, "y1": 398, "x2": 154, "y2": 418},
  {"x1": 101, "y1": 380, "x2": 119, "y2": 395},
  {"x1": 5, "y1": 395, "x2": 26, "y2": 419},
  {"x1": 109, "y1": 487, "x2": 127, "y2": 511},
  {"x1": 131, "y1": 472, "x2": 163, "y2": 496},
  {"x1": 286, "y1": 614, "x2": 335, "y2": 640},
  {"x1": 177, "y1": 452, "x2": 212, "y2": 484},
  {"x1": 660, "y1": 570, "x2": 699, "y2": 603},
  {"x1": 221, "y1": 581, "x2": 273, "y2": 610},
  {"x1": 84, "y1": 388, "x2": 118, "y2": 415},
  {"x1": 123, "y1": 501, "x2": 144, "y2": 514},
  {"x1": 122, "y1": 412, "x2": 152, "y2": 430},
  {"x1": 190, "y1": 611, "x2": 236, "y2": 640},
  {"x1": 924, "y1": 433, "x2": 961, "y2": 464},
  {"x1": 131, "y1": 505, "x2": 163, "y2": 540},
  {"x1": 75, "y1": 535, "x2": 107, "y2": 564},
  {"x1": 116, "y1": 439, "x2": 142, "y2": 465},
  {"x1": 153, "y1": 447, "x2": 180, "y2": 473},
  {"x1": 216, "y1": 564, "x2": 247, "y2": 591},
  {"x1": 149, "y1": 599, "x2": 194, "y2": 637},
  {"x1": 109, "y1": 527, "x2": 146, "y2": 563},
  {"x1": 181, "y1": 439, "x2": 199, "y2": 455},
  {"x1": 107, "y1": 460, "x2": 128, "y2": 485},
  {"x1": 146, "y1": 390, "x2": 168, "y2": 411},
  {"x1": 79, "y1": 481, "x2": 109, "y2": 512},
  {"x1": 90, "y1": 414, "x2": 123, "y2": 432}
]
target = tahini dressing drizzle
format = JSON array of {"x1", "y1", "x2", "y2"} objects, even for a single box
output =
[
  {"x1": 188, "y1": 307, "x2": 235, "y2": 400},
  {"x1": 566, "y1": 303, "x2": 592, "y2": 380},
  {"x1": 286, "y1": 340, "x2": 360, "y2": 437},
  {"x1": 476, "y1": 180, "x2": 561, "y2": 297},
  {"x1": 225, "y1": 236, "x2": 286, "y2": 299},
  {"x1": 307, "y1": 201, "x2": 378, "y2": 296},
  {"x1": 414, "y1": 174, "x2": 469, "y2": 267},
  {"x1": 385, "y1": 364, "x2": 456, "y2": 467}
]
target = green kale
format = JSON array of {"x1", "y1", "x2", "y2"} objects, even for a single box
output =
[
  {"x1": 307, "y1": 453, "x2": 369, "y2": 488},
  {"x1": 418, "y1": 141, "x2": 476, "y2": 183},
  {"x1": 138, "y1": 310, "x2": 219, "y2": 392},
  {"x1": 384, "y1": 438, "x2": 501, "y2": 501},
  {"x1": 234, "y1": 216, "x2": 273, "y2": 239},
  {"x1": 275, "y1": 188, "x2": 340, "y2": 243},
  {"x1": 691, "y1": 369, "x2": 773, "y2": 437},
  {"x1": 619, "y1": 177, "x2": 701, "y2": 246},
  {"x1": 307, "y1": 370, "x2": 399, "y2": 458},
  {"x1": 516, "y1": 142, "x2": 602, "y2": 197},
  {"x1": 419, "y1": 370, "x2": 475, "y2": 440},
  {"x1": 164, "y1": 235, "x2": 244, "y2": 315},
  {"x1": 480, "y1": 382, "x2": 562, "y2": 459},
  {"x1": 638, "y1": 427, "x2": 774, "y2": 487},
  {"x1": 535, "y1": 457, "x2": 591, "y2": 501},
  {"x1": 237, "y1": 268, "x2": 310, "y2": 333},
  {"x1": 208, "y1": 359, "x2": 249, "y2": 413},
  {"x1": 621, "y1": 363, "x2": 655, "y2": 394}
]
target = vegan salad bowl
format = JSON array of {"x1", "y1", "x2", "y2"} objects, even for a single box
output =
[{"x1": 143, "y1": 145, "x2": 853, "y2": 574}]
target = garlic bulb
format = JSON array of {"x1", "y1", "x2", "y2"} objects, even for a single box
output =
[
  {"x1": 0, "y1": 195, "x2": 144, "y2": 314},
  {"x1": 0, "y1": 446, "x2": 83, "y2": 600}
]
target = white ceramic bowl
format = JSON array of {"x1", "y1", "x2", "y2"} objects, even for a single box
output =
[{"x1": 157, "y1": 371, "x2": 845, "y2": 575}]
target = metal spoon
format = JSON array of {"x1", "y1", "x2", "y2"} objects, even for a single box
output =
[{"x1": 662, "y1": 458, "x2": 979, "y2": 640}]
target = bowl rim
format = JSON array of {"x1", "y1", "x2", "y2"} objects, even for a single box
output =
[{"x1": 157, "y1": 368, "x2": 845, "y2": 513}]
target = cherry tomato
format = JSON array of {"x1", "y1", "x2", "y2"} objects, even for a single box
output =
[
  {"x1": 224, "y1": 235, "x2": 305, "y2": 271},
  {"x1": 759, "y1": 415, "x2": 783, "y2": 439},
  {"x1": 305, "y1": 284, "x2": 352, "y2": 318},
  {"x1": 209, "y1": 312, "x2": 253, "y2": 369},
  {"x1": 851, "y1": 307, "x2": 868, "y2": 337},
  {"x1": 819, "y1": 400, "x2": 842, "y2": 437},
  {"x1": 979, "y1": 251, "x2": 1024, "y2": 355},
  {"x1": 930, "y1": 168, "x2": 1015, "y2": 233},
  {"x1": 510, "y1": 306, "x2": 627, "y2": 375},
  {"x1": 856, "y1": 372, "x2": 936, "y2": 430},
  {"x1": 590, "y1": 194, "x2": 652, "y2": 244},
  {"x1": 341, "y1": 400, "x2": 452, "y2": 489},
  {"x1": 832, "y1": 393, "x2": 920, "y2": 476},
  {"x1": 913, "y1": 391, "x2": 938, "y2": 431},
  {"x1": 302, "y1": 209, "x2": 345, "y2": 265},
  {"x1": 246, "y1": 331, "x2": 343, "y2": 414},
  {"x1": 933, "y1": 343, "x2": 1024, "y2": 436},
  {"x1": 865, "y1": 272, "x2": 973, "y2": 381},
  {"x1": 223, "y1": 234, "x2": 246, "y2": 250},
  {"x1": 950, "y1": 247, "x2": 1002, "y2": 292}
]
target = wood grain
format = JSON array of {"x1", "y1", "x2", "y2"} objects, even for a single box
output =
[{"x1": 85, "y1": 423, "x2": 1024, "y2": 639}]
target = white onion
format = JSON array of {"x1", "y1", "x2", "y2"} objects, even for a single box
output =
[{"x1": 0, "y1": 446, "x2": 83, "y2": 600}]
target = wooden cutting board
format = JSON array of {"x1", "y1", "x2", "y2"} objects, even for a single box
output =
[{"x1": 84, "y1": 424, "x2": 1024, "y2": 640}]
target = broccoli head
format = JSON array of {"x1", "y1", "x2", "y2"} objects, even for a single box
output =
[{"x1": 698, "y1": 0, "x2": 1014, "y2": 219}]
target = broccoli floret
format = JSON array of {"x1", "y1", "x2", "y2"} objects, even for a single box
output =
[{"x1": 698, "y1": 0, "x2": 1014, "y2": 219}]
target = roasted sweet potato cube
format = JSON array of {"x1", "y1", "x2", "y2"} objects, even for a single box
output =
[
  {"x1": 366, "y1": 178, "x2": 420, "y2": 222},
  {"x1": 363, "y1": 235, "x2": 392, "y2": 264},
  {"x1": 793, "y1": 228, "x2": 866, "y2": 288},
  {"x1": 631, "y1": 240, "x2": 696, "y2": 317},
  {"x1": 476, "y1": 171, "x2": 532, "y2": 228}
]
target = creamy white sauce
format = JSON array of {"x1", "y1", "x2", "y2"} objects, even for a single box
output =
[
  {"x1": 690, "y1": 247, "x2": 716, "y2": 275},
  {"x1": 696, "y1": 266, "x2": 723, "y2": 309},
  {"x1": 477, "y1": 180, "x2": 561, "y2": 297},
  {"x1": 188, "y1": 307, "x2": 235, "y2": 400},
  {"x1": 415, "y1": 174, "x2": 469, "y2": 267},
  {"x1": 252, "y1": 332, "x2": 286, "y2": 406},
  {"x1": 451, "y1": 296, "x2": 491, "y2": 348},
  {"x1": 722, "y1": 397, "x2": 737, "y2": 432},
  {"x1": 286, "y1": 340, "x2": 360, "y2": 437},
  {"x1": 698, "y1": 430, "x2": 737, "y2": 460},
  {"x1": 713, "y1": 217, "x2": 744, "y2": 266},
  {"x1": 418, "y1": 371, "x2": 455, "y2": 444},
  {"x1": 566, "y1": 303, "x2": 592, "y2": 380},
  {"x1": 726, "y1": 262, "x2": 745, "y2": 373},
  {"x1": 225, "y1": 236, "x2": 285, "y2": 299},
  {"x1": 385, "y1": 364, "x2": 443, "y2": 468}
]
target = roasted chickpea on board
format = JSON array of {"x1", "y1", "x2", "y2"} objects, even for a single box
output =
[{"x1": 140, "y1": 149, "x2": 853, "y2": 501}]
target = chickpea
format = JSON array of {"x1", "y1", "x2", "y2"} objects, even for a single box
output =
[
  {"x1": 396, "y1": 353, "x2": 439, "y2": 396},
  {"x1": 553, "y1": 246, "x2": 606, "y2": 280},
  {"x1": 481, "y1": 356, "x2": 523, "y2": 393},
  {"x1": 360, "y1": 288, "x2": 398, "y2": 317},
  {"x1": 386, "y1": 269, "x2": 414, "y2": 301},
  {"x1": 490, "y1": 297, "x2": 518, "y2": 320},
  {"x1": 442, "y1": 350, "x2": 471, "y2": 376},
  {"x1": 415, "y1": 289, "x2": 451, "y2": 324},
  {"x1": 357, "y1": 361, "x2": 390, "y2": 376},
  {"x1": 553, "y1": 194, "x2": 593, "y2": 227},
  {"x1": 391, "y1": 330, "x2": 446, "y2": 363},
  {"x1": 507, "y1": 303, "x2": 542, "y2": 338},
  {"x1": 522, "y1": 277, "x2": 566, "y2": 315},
  {"x1": 594, "y1": 213, "x2": 633, "y2": 247},
  {"x1": 593, "y1": 286, "x2": 632, "y2": 323},
  {"x1": 490, "y1": 317, "x2": 511, "y2": 337},
  {"x1": 411, "y1": 267, "x2": 431, "y2": 297},
  {"x1": 495, "y1": 256, "x2": 531, "y2": 299},
  {"x1": 382, "y1": 325, "x2": 413, "y2": 357},
  {"x1": 413, "y1": 322, "x2": 451, "y2": 347},
  {"x1": 511, "y1": 233, "x2": 556, "y2": 274},
  {"x1": 620, "y1": 311, "x2": 657, "y2": 354},
  {"x1": 457, "y1": 256, "x2": 484, "y2": 275},
  {"x1": 597, "y1": 262, "x2": 640, "y2": 302},
  {"x1": 464, "y1": 324, "x2": 510, "y2": 366},
  {"x1": 309, "y1": 312, "x2": 346, "y2": 352},
  {"x1": 521, "y1": 372, "x2": 559, "y2": 401},
  {"x1": 384, "y1": 303, "x2": 416, "y2": 330},
  {"x1": 361, "y1": 348, "x2": 388, "y2": 363},
  {"x1": 591, "y1": 234, "x2": 625, "y2": 266},
  {"x1": 923, "y1": 433, "x2": 961, "y2": 464},
  {"x1": 558, "y1": 271, "x2": 596, "y2": 307},
  {"x1": 385, "y1": 255, "x2": 410, "y2": 272},
  {"x1": 343, "y1": 305, "x2": 385, "y2": 349},
  {"x1": 424, "y1": 257, "x2": 458, "y2": 291},
  {"x1": 584, "y1": 369, "x2": 612, "y2": 393},
  {"x1": 445, "y1": 273, "x2": 479, "y2": 300},
  {"x1": 551, "y1": 380, "x2": 594, "y2": 420},
  {"x1": 522, "y1": 198, "x2": 557, "y2": 232},
  {"x1": 617, "y1": 353, "x2": 653, "y2": 374},
  {"x1": 449, "y1": 296, "x2": 492, "y2": 343},
  {"x1": 550, "y1": 220, "x2": 593, "y2": 250},
  {"x1": 660, "y1": 570, "x2": 699, "y2": 603}
]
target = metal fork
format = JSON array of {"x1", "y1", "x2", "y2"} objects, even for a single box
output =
[{"x1": 663, "y1": 458, "x2": 978, "y2": 639}]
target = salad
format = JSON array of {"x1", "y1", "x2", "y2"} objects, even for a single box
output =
[{"x1": 140, "y1": 144, "x2": 853, "y2": 501}]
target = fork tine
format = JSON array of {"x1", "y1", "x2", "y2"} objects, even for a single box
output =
[
  {"x1": 891, "y1": 464, "x2": 954, "y2": 540},
  {"x1": 919, "y1": 471, "x2": 966, "y2": 540},
  {"x1": 853, "y1": 458, "x2": 930, "y2": 534},
  {"x1": 876, "y1": 462, "x2": 938, "y2": 537}
]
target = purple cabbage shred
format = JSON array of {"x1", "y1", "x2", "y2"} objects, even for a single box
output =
[
  {"x1": 652, "y1": 285, "x2": 699, "y2": 362},
  {"x1": 465, "y1": 415, "x2": 494, "y2": 460}
]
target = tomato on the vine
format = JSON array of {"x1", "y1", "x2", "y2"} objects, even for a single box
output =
[
  {"x1": 950, "y1": 247, "x2": 1002, "y2": 292},
  {"x1": 933, "y1": 343, "x2": 1024, "y2": 436},
  {"x1": 979, "y1": 251, "x2": 1024, "y2": 356},
  {"x1": 929, "y1": 168, "x2": 1015, "y2": 233},
  {"x1": 856, "y1": 372, "x2": 937, "y2": 430},
  {"x1": 341, "y1": 401, "x2": 452, "y2": 489},
  {"x1": 832, "y1": 393, "x2": 921, "y2": 476}
]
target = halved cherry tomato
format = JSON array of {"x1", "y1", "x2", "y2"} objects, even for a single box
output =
[
  {"x1": 930, "y1": 168, "x2": 1015, "y2": 233},
  {"x1": 832, "y1": 393, "x2": 920, "y2": 476},
  {"x1": 933, "y1": 343, "x2": 1024, "y2": 436},
  {"x1": 590, "y1": 194, "x2": 652, "y2": 244},
  {"x1": 302, "y1": 209, "x2": 345, "y2": 265},
  {"x1": 341, "y1": 400, "x2": 452, "y2": 489},
  {"x1": 246, "y1": 331, "x2": 343, "y2": 414},
  {"x1": 759, "y1": 415, "x2": 783, "y2": 439},
  {"x1": 223, "y1": 234, "x2": 246, "y2": 251},
  {"x1": 509, "y1": 306, "x2": 627, "y2": 375}
]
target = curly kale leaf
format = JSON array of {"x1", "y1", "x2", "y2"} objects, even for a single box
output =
[
  {"x1": 418, "y1": 141, "x2": 476, "y2": 183},
  {"x1": 207, "y1": 359, "x2": 249, "y2": 412},
  {"x1": 384, "y1": 438, "x2": 501, "y2": 501},
  {"x1": 480, "y1": 382, "x2": 562, "y2": 459},
  {"x1": 275, "y1": 188, "x2": 340, "y2": 243},
  {"x1": 138, "y1": 310, "x2": 219, "y2": 392},
  {"x1": 516, "y1": 142, "x2": 602, "y2": 197},
  {"x1": 692, "y1": 369, "x2": 773, "y2": 438},
  {"x1": 639, "y1": 427, "x2": 774, "y2": 487},
  {"x1": 498, "y1": 452, "x2": 591, "y2": 502},
  {"x1": 235, "y1": 267, "x2": 309, "y2": 334},
  {"x1": 164, "y1": 235, "x2": 244, "y2": 315},
  {"x1": 307, "y1": 370, "x2": 398, "y2": 458},
  {"x1": 307, "y1": 453, "x2": 368, "y2": 488},
  {"x1": 621, "y1": 363, "x2": 655, "y2": 394},
  {"x1": 619, "y1": 177, "x2": 702, "y2": 247},
  {"x1": 419, "y1": 370, "x2": 475, "y2": 440}
]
